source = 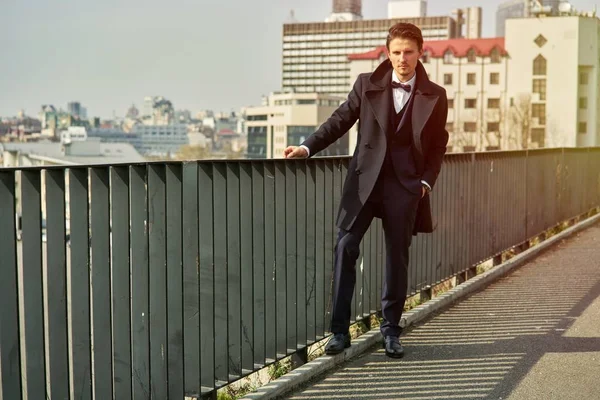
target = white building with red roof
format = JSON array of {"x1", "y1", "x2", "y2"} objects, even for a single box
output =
[
  {"x1": 348, "y1": 37, "x2": 509, "y2": 152},
  {"x1": 348, "y1": 10, "x2": 600, "y2": 152}
]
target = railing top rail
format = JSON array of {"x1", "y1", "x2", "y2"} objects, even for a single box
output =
[{"x1": 1, "y1": 147, "x2": 598, "y2": 172}]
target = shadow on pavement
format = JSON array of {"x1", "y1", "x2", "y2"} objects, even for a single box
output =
[{"x1": 286, "y1": 225, "x2": 600, "y2": 400}]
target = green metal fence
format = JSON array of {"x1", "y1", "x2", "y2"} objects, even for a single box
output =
[{"x1": 1, "y1": 148, "x2": 599, "y2": 399}]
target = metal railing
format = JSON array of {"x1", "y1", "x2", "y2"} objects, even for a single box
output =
[{"x1": 1, "y1": 148, "x2": 599, "y2": 399}]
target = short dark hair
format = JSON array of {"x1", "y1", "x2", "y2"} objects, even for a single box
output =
[{"x1": 386, "y1": 22, "x2": 424, "y2": 51}]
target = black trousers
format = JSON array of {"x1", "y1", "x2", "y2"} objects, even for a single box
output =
[{"x1": 330, "y1": 172, "x2": 421, "y2": 337}]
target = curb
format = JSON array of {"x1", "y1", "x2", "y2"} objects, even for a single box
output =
[{"x1": 241, "y1": 213, "x2": 600, "y2": 400}]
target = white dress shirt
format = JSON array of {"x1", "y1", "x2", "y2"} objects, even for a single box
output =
[{"x1": 392, "y1": 71, "x2": 416, "y2": 114}]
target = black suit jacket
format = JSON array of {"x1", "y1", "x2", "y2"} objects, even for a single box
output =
[{"x1": 301, "y1": 60, "x2": 449, "y2": 234}]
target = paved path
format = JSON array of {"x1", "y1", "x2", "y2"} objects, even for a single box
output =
[{"x1": 285, "y1": 223, "x2": 600, "y2": 400}]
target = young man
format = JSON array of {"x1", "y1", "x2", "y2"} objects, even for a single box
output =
[{"x1": 284, "y1": 23, "x2": 449, "y2": 358}]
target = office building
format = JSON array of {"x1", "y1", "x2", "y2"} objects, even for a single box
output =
[
  {"x1": 244, "y1": 92, "x2": 345, "y2": 159},
  {"x1": 282, "y1": 16, "x2": 458, "y2": 99},
  {"x1": 131, "y1": 124, "x2": 189, "y2": 157}
]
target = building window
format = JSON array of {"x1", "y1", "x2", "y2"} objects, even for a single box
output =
[
  {"x1": 487, "y1": 98, "x2": 500, "y2": 109},
  {"x1": 531, "y1": 128, "x2": 545, "y2": 146},
  {"x1": 579, "y1": 97, "x2": 588, "y2": 109},
  {"x1": 465, "y1": 99, "x2": 477, "y2": 109},
  {"x1": 445, "y1": 122, "x2": 454, "y2": 132},
  {"x1": 490, "y1": 73, "x2": 500, "y2": 85},
  {"x1": 533, "y1": 55, "x2": 547, "y2": 76},
  {"x1": 248, "y1": 114, "x2": 268, "y2": 121},
  {"x1": 534, "y1": 34, "x2": 548, "y2": 48},
  {"x1": 448, "y1": 99, "x2": 454, "y2": 109},
  {"x1": 467, "y1": 49, "x2": 476, "y2": 63},
  {"x1": 490, "y1": 48, "x2": 501, "y2": 63},
  {"x1": 444, "y1": 73, "x2": 453, "y2": 85},
  {"x1": 287, "y1": 125, "x2": 316, "y2": 145},
  {"x1": 579, "y1": 72, "x2": 589, "y2": 85},
  {"x1": 421, "y1": 51, "x2": 430, "y2": 63},
  {"x1": 487, "y1": 122, "x2": 500, "y2": 132},
  {"x1": 444, "y1": 50, "x2": 454, "y2": 64},
  {"x1": 532, "y1": 104, "x2": 546, "y2": 125},
  {"x1": 464, "y1": 122, "x2": 477, "y2": 132},
  {"x1": 296, "y1": 99, "x2": 316, "y2": 105},
  {"x1": 532, "y1": 78, "x2": 547, "y2": 100},
  {"x1": 467, "y1": 73, "x2": 476, "y2": 85},
  {"x1": 578, "y1": 122, "x2": 587, "y2": 134}
]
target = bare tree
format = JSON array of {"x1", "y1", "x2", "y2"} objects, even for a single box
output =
[
  {"x1": 507, "y1": 93, "x2": 532, "y2": 150},
  {"x1": 480, "y1": 106, "x2": 502, "y2": 151}
]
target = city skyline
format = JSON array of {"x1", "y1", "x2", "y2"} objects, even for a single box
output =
[{"x1": 1, "y1": 0, "x2": 598, "y2": 119}]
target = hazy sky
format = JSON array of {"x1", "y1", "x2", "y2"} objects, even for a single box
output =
[{"x1": 1, "y1": 0, "x2": 598, "y2": 119}]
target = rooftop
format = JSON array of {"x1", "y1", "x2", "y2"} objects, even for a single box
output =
[
  {"x1": 348, "y1": 37, "x2": 506, "y2": 60},
  {"x1": 1, "y1": 140, "x2": 145, "y2": 166}
]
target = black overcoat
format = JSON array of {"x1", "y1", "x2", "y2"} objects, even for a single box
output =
[{"x1": 302, "y1": 59, "x2": 449, "y2": 235}]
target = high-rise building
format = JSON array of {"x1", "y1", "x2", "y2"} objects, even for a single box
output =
[
  {"x1": 454, "y1": 7, "x2": 482, "y2": 39},
  {"x1": 496, "y1": 0, "x2": 561, "y2": 37},
  {"x1": 67, "y1": 101, "x2": 82, "y2": 118},
  {"x1": 282, "y1": 16, "x2": 458, "y2": 99}
]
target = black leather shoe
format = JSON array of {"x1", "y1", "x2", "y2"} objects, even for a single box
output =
[
  {"x1": 383, "y1": 336, "x2": 404, "y2": 358},
  {"x1": 325, "y1": 333, "x2": 351, "y2": 355}
]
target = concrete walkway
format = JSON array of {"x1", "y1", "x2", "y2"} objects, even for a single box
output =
[{"x1": 284, "y1": 223, "x2": 600, "y2": 400}]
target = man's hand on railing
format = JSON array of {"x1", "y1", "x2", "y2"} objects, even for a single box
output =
[{"x1": 284, "y1": 146, "x2": 308, "y2": 159}]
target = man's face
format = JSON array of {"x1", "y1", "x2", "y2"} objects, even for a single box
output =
[{"x1": 387, "y1": 37, "x2": 423, "y2": 81}]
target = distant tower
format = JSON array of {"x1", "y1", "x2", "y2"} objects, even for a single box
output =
[
  {"x1": 327, "y1": 0, "x2": 362, "y2": 21},
  {"x1": 126, "y1": 104, "x2": 140, "y2": 119},
  {"x1": 332, "y1": 0, "x2": 362, "y2": 15},
  {"x1": 453, "y1": 7, "x2": 482, "y2": 39}
]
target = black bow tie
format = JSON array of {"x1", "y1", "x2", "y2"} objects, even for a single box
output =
[{"x1": 391, "y1": 81, "x2": 412, "y2": 92}]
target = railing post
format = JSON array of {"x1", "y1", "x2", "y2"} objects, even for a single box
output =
[
  {"x1": 538, "y1": 232, "x2": 547, "y2": 242},
  {"x1": 493, "y1": 255, "x2": 503, "y2": 266},
  {"x1": 456, "y1": 267, "x2": 477, "y2": 285},
  {"x1": 466, "y1": 266, "x2": 478, "y2": 280},
  {"x1": 362, "y1": 315, "x2": 372, "y2": 331},
  {"x1": 291, "y1": 347, "x2": 308, "y2": 368},
  {"x1": 518, "y1": 241, "x2": 530, "y2": 253},
  {"x1": 201, "y1": 390, "x2": 218, "y2": 400},
  {"x1": 420, "y1": 287, "x2": 433, "y2": 303}
]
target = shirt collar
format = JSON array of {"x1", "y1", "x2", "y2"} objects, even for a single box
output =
[{"x1": 392, "y1": 70, "x2": 417, "y2": 88}]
